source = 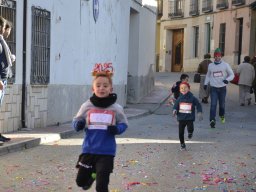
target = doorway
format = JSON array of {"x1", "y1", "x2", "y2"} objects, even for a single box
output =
[
  {"x1": 172, "y1": 29, "x2": 184, "y2": 72},
  {"x1": 236, "y1": 18, "x2": 243, "y2": 64},
  {"x1": 238, "y1": 18, "x2": 243, "y2": 64}
]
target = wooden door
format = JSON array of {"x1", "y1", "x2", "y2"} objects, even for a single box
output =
[{"x1": 172, "y1": 29, "x2": 184, "y2": 72}]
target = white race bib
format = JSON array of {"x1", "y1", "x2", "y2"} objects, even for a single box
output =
[
  {"x1": 213, "y1": 71, "x2": 223, "y2": 77},
  {"x1": 87, "y1": 109, "x2": 115, "y2": 130},
  {"x1": 179, "y1": 102, "x2": 192, "y2": 113}
]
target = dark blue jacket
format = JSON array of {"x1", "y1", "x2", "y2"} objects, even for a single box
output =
[
  {"x1": 0, "y1": 43, "x2": 8, "y2": 80},
  {"x1": 171, "y1": 80, "x2": 181, "y2": 99},
  {"x1": 173, "y1": 92, "x2": 202, "y2": 121}
]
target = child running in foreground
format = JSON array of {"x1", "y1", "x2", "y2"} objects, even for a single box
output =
[
  {"x1": 169, "y1": 74, "x2": 189, "y2": 105},
  {"x1": 72, "y1": 71, "x2": 128, "y2": 191},
  {"x1": 172, "y1": 82, "x2": 203, "y2": 150}
]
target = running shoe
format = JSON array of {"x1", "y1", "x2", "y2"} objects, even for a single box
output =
[
  {"x1": 180, "y1": 143, "x2": 186, "y2": 151},
  {"x1": 220, "y1": 116, "x2": 225, "y2": 124},
  {"x1": 210, "y1": 120, "x2": 215, "y2": 128},
  {"x1": 82, "y1": 173, "x2": 96, "y2": 190}
]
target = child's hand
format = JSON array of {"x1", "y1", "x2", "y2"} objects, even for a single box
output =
[
  {"x1": 77, "y1": 119, "x2": 86, "y2": 129},
  {"x1": 197, "y1": 112, "x2": 203, "y2": 121},
  {"x1": 172, "y1": 110, "x2": 177, "y2": 117},
  {"x1": 72, "y1": 118, "x2": 86, "y2": 131},
  {"x1": 107, "y1": 125, "x2": 118, "y2": 135}
]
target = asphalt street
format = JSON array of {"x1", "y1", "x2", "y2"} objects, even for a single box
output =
[{"x1": 0, "y1": 72, "x2": 255, "y2": 192}]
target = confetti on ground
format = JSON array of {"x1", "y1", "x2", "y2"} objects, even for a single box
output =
[{"x1": 125, "y1": 181, "x2": 158, "y2": 190}]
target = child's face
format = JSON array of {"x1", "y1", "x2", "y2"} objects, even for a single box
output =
[
  {"x1": 92, "y1": 76, "x2": 113, "y2": 98},
  {"x1": 181, "y1": 77, "x2": 189, "y2": 82},
  {"x1": 180, "y1": 84, "x2": 189, "y2": 95}
]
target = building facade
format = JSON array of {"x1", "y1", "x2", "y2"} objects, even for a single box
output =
[
  {"x1": 0, "y1": 0, "x2": 157, "y2": 133},
  {"x1": 157, "y1": 0, "x2": 256, "y2": 72}
]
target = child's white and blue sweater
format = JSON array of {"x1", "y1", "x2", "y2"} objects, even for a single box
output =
[{"x1": 72, "y1": 100, "x2": 128, "y2": 156}]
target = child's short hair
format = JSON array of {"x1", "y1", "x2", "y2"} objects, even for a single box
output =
[
  {"x1": 180, "y1": 81, "x2": 190, "y2": 89},
  {"x1": 93, "y1": 72, "x2": 113, "y2": 85},
  {"x1": 180, "y1": 74, "x2": 189, "y2": 81}
]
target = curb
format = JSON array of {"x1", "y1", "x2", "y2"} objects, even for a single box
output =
[
  {"x1": 0, "y1": 138, "x2": 40, "y2": 156},
  {"x1": 0, "y1": 130, "x2": 78, "y2": 157}
]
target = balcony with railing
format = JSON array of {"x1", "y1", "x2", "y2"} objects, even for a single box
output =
[
  {"x1": 216, "y1": 0, "x2": 229, "y2": 9},
  {"x1": 232, "y1": 0, "x2": 245, "y2": 6},
  {"x1": 189, "y1": 0, "x2": 200, "y2": 16},
  {"x1": 157, "y1": 0, "x2": 163, "y2": 16},
  {"x1": 202, "y1": 0, "x2": 213, "y2": 13},
  {"x1": 168, "y1": 0, "x2": 184, "y2": 18}
]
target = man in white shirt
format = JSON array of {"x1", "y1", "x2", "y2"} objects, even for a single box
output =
[{"x1": 204, "y1": 48, "x2": 234, "y2": 128}]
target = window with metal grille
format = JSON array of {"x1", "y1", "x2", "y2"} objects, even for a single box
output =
[
  {"x1": 205, "y1": 23, "x2": 211, "y2": 54},
  {"x1": 0, "y1": 0, "x2": 16, "y2": 84},
  {"x1": 202, "y1": 0, "x2": 213, "y2": 13},
  {"x1": 31, "y1": 6, "x2": 50, "y2": 85},
  {"x1": 168, "y1": 0, "x2": 184, "y2": 18},
  {"x1": 219, "y1": 23, "x2": 226, "y2": 56},
  {"x1": 157, "y1": 0, "x2": 163, "y2": 16},
  {"x1": 193, "y1": 26, "x2": 199, "y2": 58},
  {"x1": 232, "y1": 0, "x2": 245, "y2": 6},
  {"x1": 189, "y1": 0, "x2": 199, "y2": 16},
  {"x1": 216, "y1": 0, "x2": 229, "y2": 9}
]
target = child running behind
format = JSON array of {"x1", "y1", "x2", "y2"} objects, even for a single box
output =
[
  {"x1": 172, "y1": 82, "x2": 203, "y2": 150},
  {"x1": 72, "y1": 70, "x2": 128, "y2": 191},
  {"x1": 169, "y1": 74, "x2": 189, "y2": 105}
]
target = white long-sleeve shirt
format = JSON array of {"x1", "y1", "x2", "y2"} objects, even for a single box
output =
[{"x1": 204, "y1": 60, "x2": 234, "y2": 88}]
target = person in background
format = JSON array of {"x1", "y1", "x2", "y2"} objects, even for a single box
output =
[
  {"x1": 251, "y1": 55, "x2": 256, "y2": 105},
  {"x1": 169, "y1": 74, "x2": 189, "y2": 105},
  {"x1": 236, "y1": 56, "x2": 255, "y2": 106},
  {"x1": 3, "y1": 20, "x2": 15, "y2": 64},
  {"x1": 72, "y1": 71, "x2": 128, "y2": 192},
  {"x1": 0, "y1": 16, "x2": 12, "y2": 143},
  {"x1": 204, "y1": 48, "x2": 234, "y2": 128},
  {"x1": 197, "y1": 53, "x2": 212, "y2": 103},
  {"x1": 173, "y1": 82, "x2": 203, "y2": 151}
]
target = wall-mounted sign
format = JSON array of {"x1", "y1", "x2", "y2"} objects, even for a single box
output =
[{"x1": 93, "y1": 0, "x2": 99, "y2": 23}]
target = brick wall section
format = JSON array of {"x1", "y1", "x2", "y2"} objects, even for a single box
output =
[
  {"x1": 26, "y1": 86, "x2": 48, "y2": 129},
  {"x1": 0, "y1": 84, "x2": 22, "y2": 133}
]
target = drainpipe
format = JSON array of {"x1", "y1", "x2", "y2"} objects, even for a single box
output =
[{"x1": 21, "y1": 0, "x2": 27, "y2": 128}]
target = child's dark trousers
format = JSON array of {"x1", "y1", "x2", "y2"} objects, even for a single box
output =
[
  {"x1": 76, "y1": 153, "x2": 114, "y2": 192},
  {"x1": 178, "y1": 120, "x2": 194, "y2": 144}
]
